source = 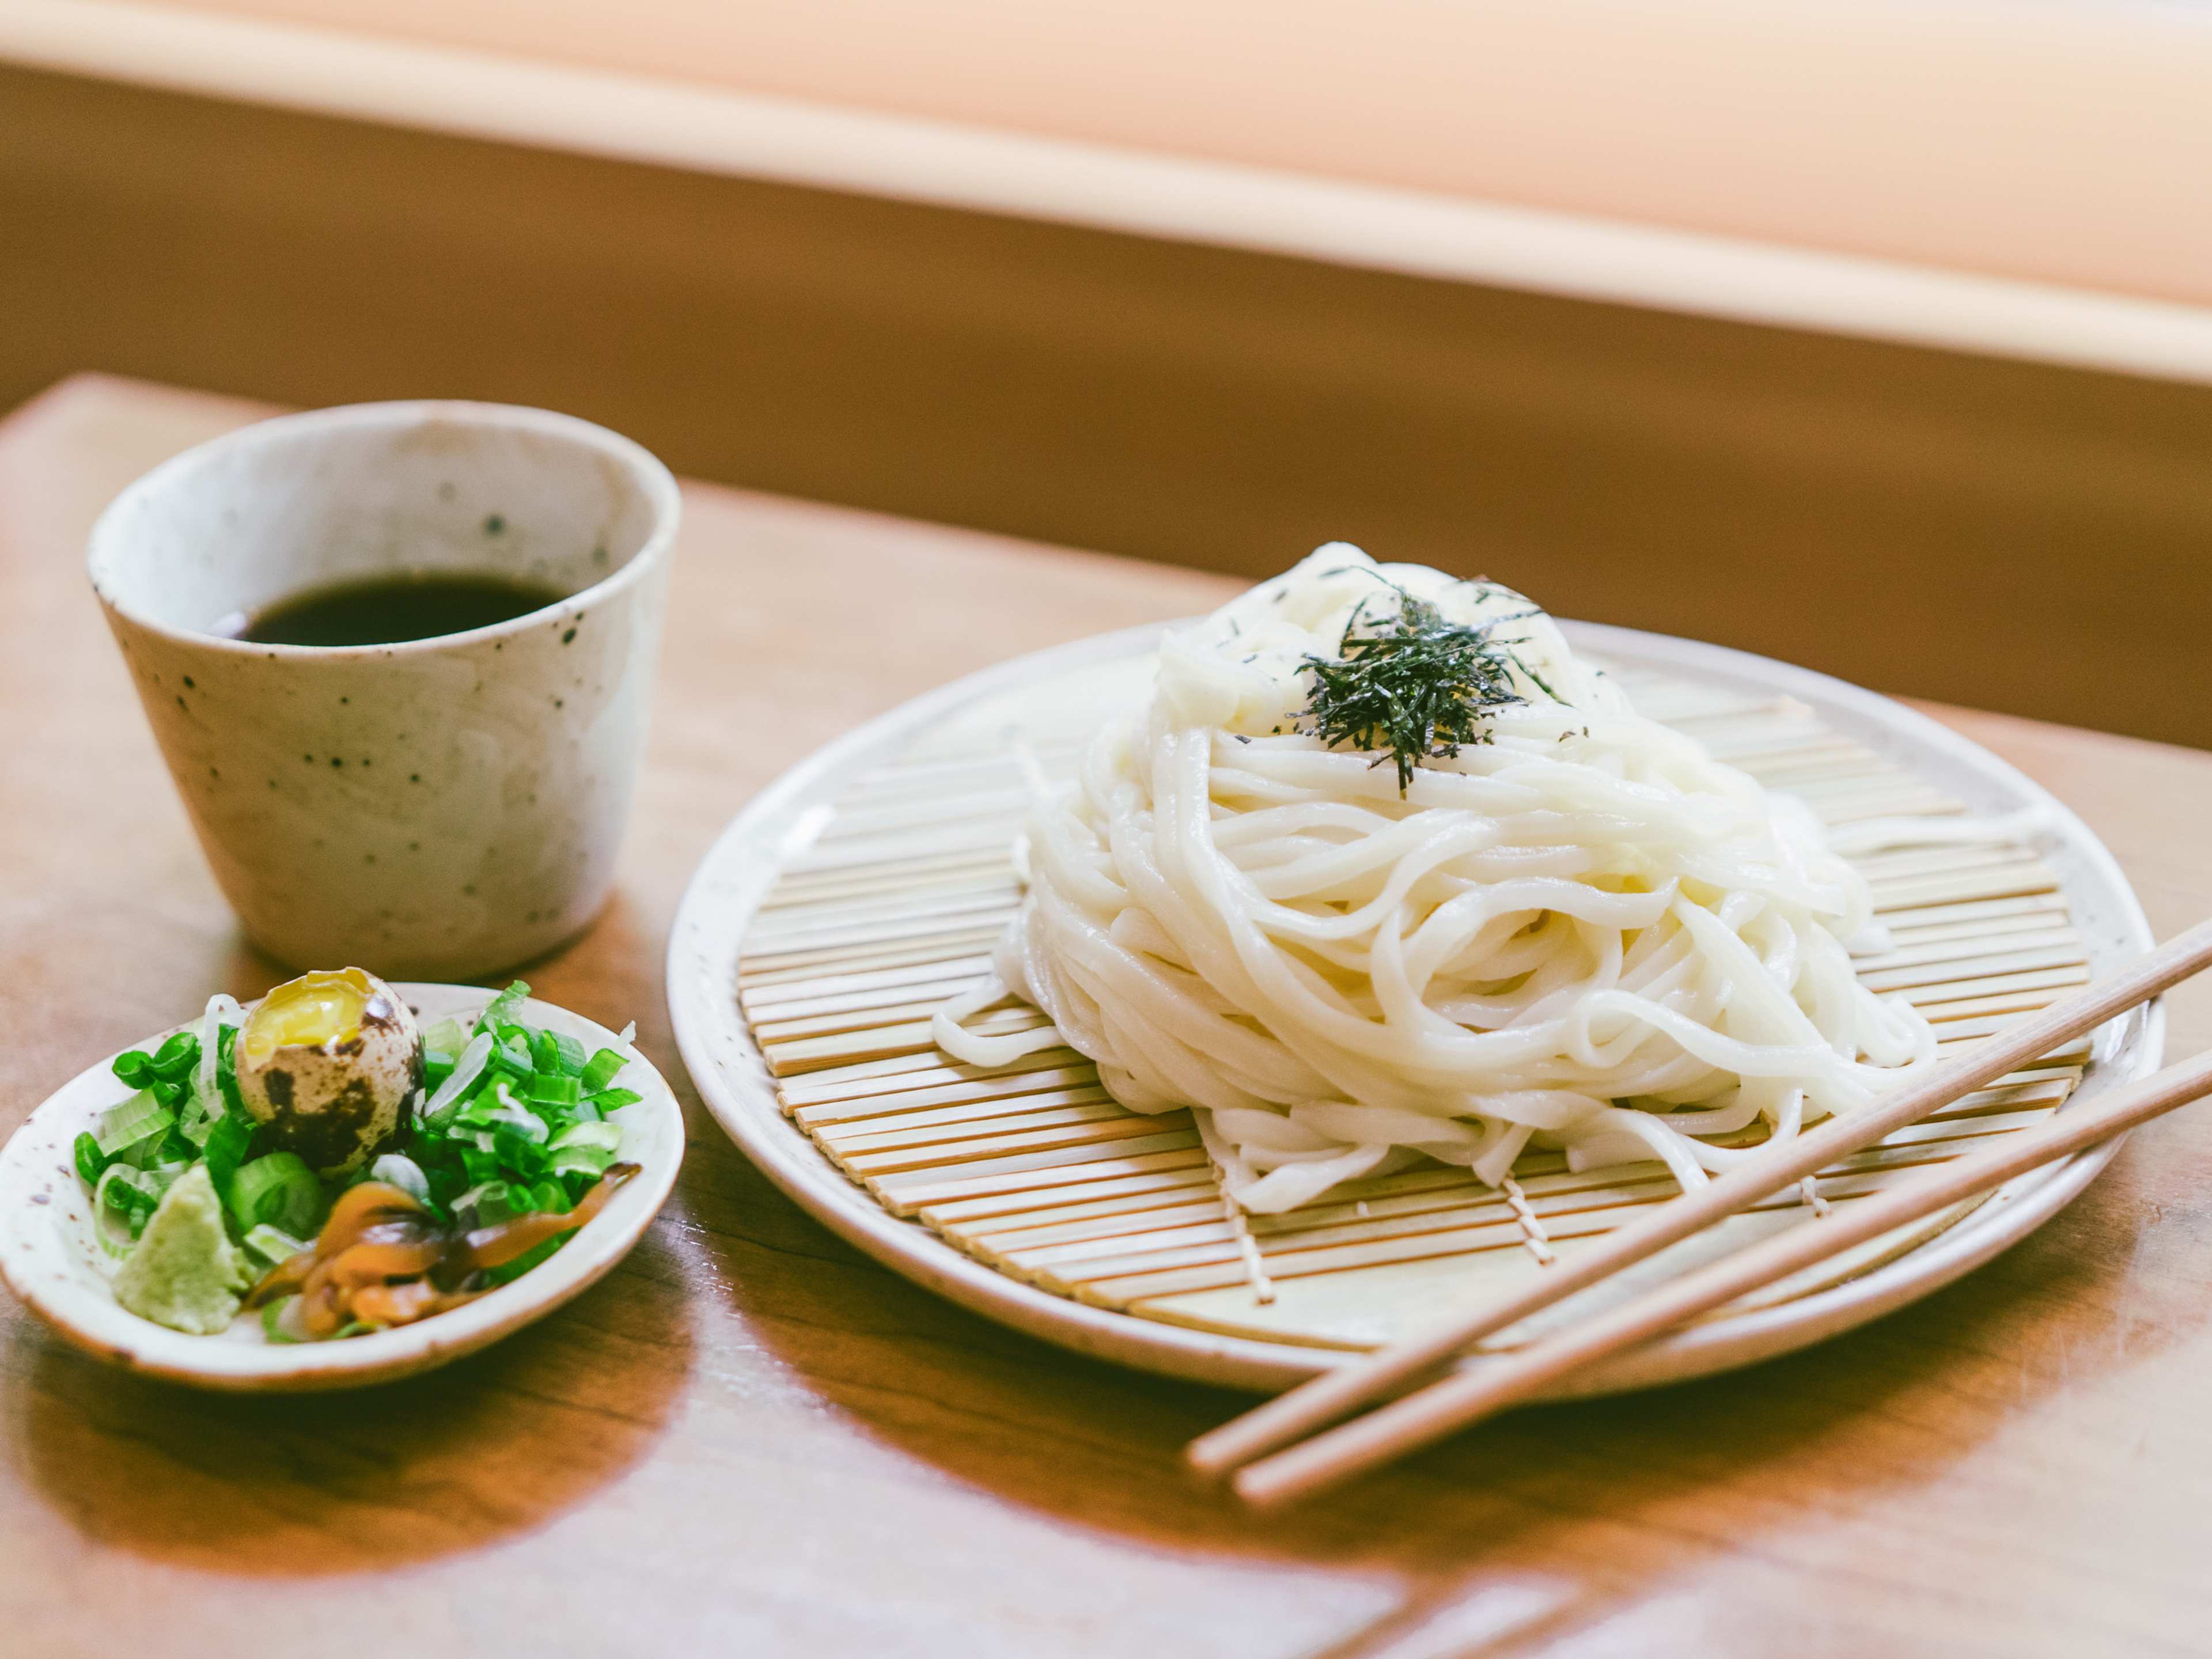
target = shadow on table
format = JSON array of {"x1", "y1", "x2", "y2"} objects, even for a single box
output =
[
  {"x1": 13, "y1": 1229, "x2": 696, "y2": 1575},
  {"x1": 683, "y1": 1126, "x2": 2201, "y2": 1659}
]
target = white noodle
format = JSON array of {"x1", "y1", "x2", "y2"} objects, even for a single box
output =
[{"x1": 935, "y1": 548, "x2": 1938, "y2": 1214}]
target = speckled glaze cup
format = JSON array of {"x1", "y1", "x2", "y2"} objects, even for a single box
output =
[{"x1": 88, "y1": 402, "x2": 679, "y2": 979}]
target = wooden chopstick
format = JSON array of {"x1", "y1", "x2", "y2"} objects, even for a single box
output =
[
  {"x1": 1188, "y1": 914, "x2": 2212, "y2": 1481},
  {"x1": 1233, "y1": 1042, "x2": 2212, "y2": 1507}
]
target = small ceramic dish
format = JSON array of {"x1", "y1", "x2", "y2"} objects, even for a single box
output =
[{"x1": 0, "y1": 983, "x2": 683, "y2": 1391}]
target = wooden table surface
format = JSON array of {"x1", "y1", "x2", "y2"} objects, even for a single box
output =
[{"x1": 4, "y1": 375, "x2": 2210, "y2": 1659}]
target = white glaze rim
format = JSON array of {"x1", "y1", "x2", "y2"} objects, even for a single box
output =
[{"x1": 85, "y1": 399, "x2": 682, "y2": 658}]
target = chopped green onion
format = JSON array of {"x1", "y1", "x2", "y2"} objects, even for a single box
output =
[
  {"x1": 473, "y1": 980, "x2": 531, "y2": 1037},
  {"x1": 332, "y1": 1321, "x2": 380, "y2": 1339},
  {"x1": 243, "y1": 1224, "x2": 310, "y2": 1271},
  {"x1": 489, "y1": 1033, "x2": 532, "y2": 1081},
  {"x1": 422, "y1": 1031, "x2": 493, "y2": 1127},
  {"x1": 491, "y1": 1130, "x2": 548, "y2": 1179},
  {"x1": 421, "y1": 1016, "x2": 470, "y2": 1060},
  {"x1": 579, "y1": 1048, "x2": 628, "y2": 1093},
  {"x1": 153, "y1": 1122, "x2": 198, "y2": 1168},
  {"x1": 94, "y1": 1163, "x2": 157, "y2": 1217},
  {"x1": 176, "y1": 1093, "x2": 218, "y2": 1148},
  {"x1": 200, "y1": 1109, "x2": 254, "y2": 1201},
  {"x1": 368, "y1": 1153, "x2": 430, "y2": 1202},
  {"x1": 118, "y1": 1136, "x2": 170, "y2": 1175},
  {"x1": 525, "y1": 1072, "x2": 579, "y2": 1108},
  {"x1": 198, "y1": 994, "x2": 242, "y2": 1115},
  {"x1": 215, "y1": 1023, "x2": 244, "y2": 1114},
  {"x1": 455, "y1": 1179, "x2": 518, "y2": 1225},
  {"x1": 149, "y1": 1031, "x2": 199, "y2": 1082},
  {"x1": 90, "y1": 1164, "x2": 154, "y2": 1256},
  {"x1": 483, "y1": 1233, "x2": 566, "y2": 1286},
  {"x1": 260, "y1": 1296, "x2": 301, "y2": 1344},
  {"x1": 94, "y1": 1089, "x2": 175, "y2": 1158},
  {"x1": 550, "y1": 1121, "x2": 622, "y2": 1153},
  {"x1": 481, "y1": 1090, "x2": 550, "y2": 1143},
  {"x1": 93, "y1": 1164, "x2": 164, "y2": 1246},
  {"x1": 229, "y1": 1152, "x2": 324, "y2": 1237},
  {"x1": 393, "y1": 991, "x2": 641, "y2": 1291},
  {"x1": 548, "y1": 1143, "x2": 616, "y2": 1180},
  {"x1": 452, "y1": 1092, "x2": 504, "y2": 1130},
  {"x1": 73, "y1": 1131, "x2": 109, "y2": 1185}
]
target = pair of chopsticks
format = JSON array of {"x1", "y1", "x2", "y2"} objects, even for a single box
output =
[{"x1": 1190, "y1": 915, "x2": 2212, "y2": 1508}]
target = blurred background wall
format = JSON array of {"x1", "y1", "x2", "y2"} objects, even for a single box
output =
[{"x1": 3, "y1": 0, "x2": 2211, "y2": 744}]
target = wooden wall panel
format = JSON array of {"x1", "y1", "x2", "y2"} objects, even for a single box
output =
[{"x1": 3, "y1": 62, "x2": 2209, "y2": 745}]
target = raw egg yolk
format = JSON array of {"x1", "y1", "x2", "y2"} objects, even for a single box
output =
[{"x1": 241, "y1": 968, "x2": 374, "y2": 1061}]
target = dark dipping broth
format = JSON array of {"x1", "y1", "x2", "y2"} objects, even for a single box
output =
[{"x1": 229, "y1": 571, "x2": 569, "y2": 646}]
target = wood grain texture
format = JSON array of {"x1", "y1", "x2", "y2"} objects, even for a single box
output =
[
  {"x1": 7, "y1": 63, "x2": 2212, "y2": 749},
  {"x1": 3, "y1": 375, "x2": 2211, "y2": 1658}
]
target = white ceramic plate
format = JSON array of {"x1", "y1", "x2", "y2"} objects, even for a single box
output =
[
  {"x1": 668, "y1": 620, "x2": 2160, "y2": 1393},
  {"x1": 0, "y1": 983, "x2": 683, "y2": 1391}
]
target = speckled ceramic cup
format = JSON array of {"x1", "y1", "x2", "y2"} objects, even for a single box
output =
[{"x1": 88, "y1": 402, "x2": 679, "y2": 978}]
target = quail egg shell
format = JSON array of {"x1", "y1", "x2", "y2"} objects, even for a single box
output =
[{"x1": 236, "y1": 968, "x2": 423, "y2": 1178}]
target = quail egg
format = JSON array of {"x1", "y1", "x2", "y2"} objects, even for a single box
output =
[{"x1": 236, "y1": 968, "x2": 422, "y2": 1177}]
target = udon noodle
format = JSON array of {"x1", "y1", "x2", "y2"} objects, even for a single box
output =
[{"x1": 935, "y1": 547, "x2": 1934, "y2": 1214}]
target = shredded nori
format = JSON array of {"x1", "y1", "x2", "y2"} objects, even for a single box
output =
[{"x1": 1298, "y1": 583, "x2": 1552, "y2": 793}]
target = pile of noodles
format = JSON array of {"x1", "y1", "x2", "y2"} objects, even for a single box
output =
[{"x1": 935, "y1": 546, "x2": 1933, "y2": 1214}]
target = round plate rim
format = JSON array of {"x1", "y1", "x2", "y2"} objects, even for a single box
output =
[
  {"x1": 666, "y1": 618, "x2": 2159, "y2": 1394},
  {"x1": 0, "y1": 983, "x2": 684, "y2": 1392}
]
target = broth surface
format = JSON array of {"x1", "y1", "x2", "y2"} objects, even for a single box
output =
[{"x1": 232, "y1": 572, "x2": 568, "y2": 646}]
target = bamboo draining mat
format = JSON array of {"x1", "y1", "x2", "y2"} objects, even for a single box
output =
[{"x1": 734, "y1": 660, "x2": 2092, "y2": 1355}]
